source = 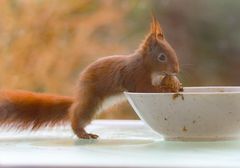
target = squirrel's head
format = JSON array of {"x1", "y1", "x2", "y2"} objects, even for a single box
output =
[{"x1": 140, "y1": 15, "x2": 180, "y2": 75}]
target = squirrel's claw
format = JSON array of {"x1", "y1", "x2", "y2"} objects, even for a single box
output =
[{"x1": 75, "y1": 128, "x2": 99, "y2": 139}]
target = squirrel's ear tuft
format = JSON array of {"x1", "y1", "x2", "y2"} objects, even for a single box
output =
[{"x1": 151, "y1": 14, "x2": 164, "y2": 40}]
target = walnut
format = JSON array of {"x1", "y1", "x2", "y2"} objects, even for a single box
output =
[{"x1": 160, "y1": 75, "x2": 183, "y2": 93}]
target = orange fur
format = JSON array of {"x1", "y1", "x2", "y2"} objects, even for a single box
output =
[{"x1": 0, "y1": 90, "x2": 73, "y2": 130}]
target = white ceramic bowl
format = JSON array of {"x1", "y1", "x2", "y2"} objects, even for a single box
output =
[{"x1": 125, "y1": 87, "x2": 240, "y2": 141}]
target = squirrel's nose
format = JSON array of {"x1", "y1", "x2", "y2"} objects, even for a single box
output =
[{"x1": 172, "y1": 64, "x2": 180, "y2": 74}]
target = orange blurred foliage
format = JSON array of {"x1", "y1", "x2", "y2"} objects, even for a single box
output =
[{"x1": 0, "y1": 0, "x2": 136, "y2": 94}]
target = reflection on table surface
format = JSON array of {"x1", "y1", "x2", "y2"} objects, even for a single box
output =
[{"x1": 0, "y1": 120, "x2": 240, "y2": 168}]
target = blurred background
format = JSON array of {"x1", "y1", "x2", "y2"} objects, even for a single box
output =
[{"x1": 0, "y1": 0, "x2": 240, "y2": 119}]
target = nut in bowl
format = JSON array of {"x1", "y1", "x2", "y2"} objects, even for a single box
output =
[{"x1": 125, "y1": 87, "x2": 240, "y2": 141}]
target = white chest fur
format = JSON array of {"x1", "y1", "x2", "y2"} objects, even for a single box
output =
[
  {"x1": 151, "y1": 72, "x2": 164, "y2": 86},
  {"x1": 97, "y1": 93, "x2": 126, "y2": 113},
  {"x1": 97, "y1": 73, "x2": 164, "y2": 113}
]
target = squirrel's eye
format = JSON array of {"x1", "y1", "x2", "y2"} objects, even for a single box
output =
[{"x1": 157, "y1": 53, "x2": 167, "y2": 63}]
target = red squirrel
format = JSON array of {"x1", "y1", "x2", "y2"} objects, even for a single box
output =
[{"x1": 0, "y1": 16, "x2": 180, "y2": 139}]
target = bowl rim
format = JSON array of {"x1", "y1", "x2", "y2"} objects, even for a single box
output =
[{"x1": 124, "y1": 86, "x2": 240, "y2": 95}]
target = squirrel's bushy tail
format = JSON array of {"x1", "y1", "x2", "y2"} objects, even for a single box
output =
[{"x1": 0, "y1": 90, "x2": 74, "y2": 130}]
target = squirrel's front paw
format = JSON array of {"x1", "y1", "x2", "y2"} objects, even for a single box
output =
[{"x1": 75, "y1": 128, "x2": 99, "y2": 139}]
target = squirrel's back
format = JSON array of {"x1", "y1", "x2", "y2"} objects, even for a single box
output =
[{"x1": 0, "y1": 90, "x2": 73, "y2": 130}]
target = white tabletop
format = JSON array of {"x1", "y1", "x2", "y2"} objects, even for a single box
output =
[{"x1": 0, "y1": 120, "x2": 240, "y2": 168}]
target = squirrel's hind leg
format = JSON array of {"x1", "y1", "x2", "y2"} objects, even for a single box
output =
[{"x1": 69, "y1": 92, "x2": 101, "y2": 139}]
